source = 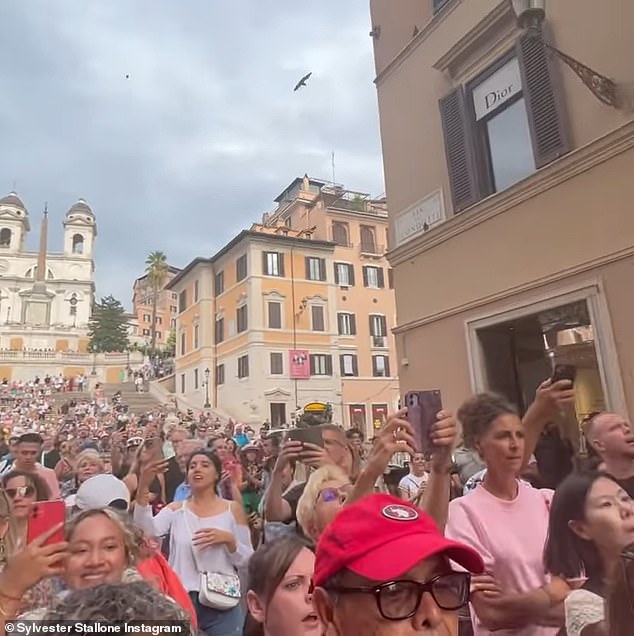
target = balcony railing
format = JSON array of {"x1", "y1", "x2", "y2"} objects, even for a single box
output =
[{"x1": 359, "y1": 243, "x2": 386, "y2": 257}]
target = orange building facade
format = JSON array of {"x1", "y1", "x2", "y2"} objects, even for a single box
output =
[{"x1": 168, "y1": 177, "x2": 400, "y2": 436}]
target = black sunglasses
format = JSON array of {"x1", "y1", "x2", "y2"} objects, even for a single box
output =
[
  {"x1": 325, "y1": 572, "x2": 470, "y2": 621},
  {"x1": 5, "y1": 485, "x2": 35, "y2": 499}
]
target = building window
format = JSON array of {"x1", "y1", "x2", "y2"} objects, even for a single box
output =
[
  {"x1": 360, "y1": 226, "x2": 377, "y2": 253},
  {"x1": 171, "y1": 292, "x2": 177, "y2": 301},
  {"x1": 215, "y1": 317, "x2": 224, "y2": 344},
  {"x1": 332, "y1": 222, "x2": 349, "y2": 247},
  {"x1": 363, "y1": 266, "x2": 384, "y2": 289},
  {"x1": 372, "y1": 355, "x2": 390, "y2": 377},
  {"x1": 270, "y1": 352, "x2": 284, "y2": 375},
  {"x1": 311, "y1": 305, "x2": 325, "y2": 332},
  {"x1": 305, "y1": 257, "x2": 326, "y2": 281},
  {"x1": 72, "y1": 233, "x2": 84, "y2": 254},
  {"x1": 170, "y1": 319, "x2": 176, "y2": 329},
  {"x1": 143, "y1": 314, "x2": 151, "y2": 323},
  {"x1": 214, "y1": 271, "x2": 224, "y2": 296},
  {"x1": 236, "y1": 254, "x2": 247, "y2": 282},
  {"x1": 0, "y1": 228, "x2": 11, "y2": 247},
  {"x1": 268, "y1": 301, "x2": 282, "y2": 329},
  {"x1": 178, "y1": 290, "x2": 187, "y2": 313},
  {"x1": 142, "y1": 328, "x2": 150, "y2": 336},
  {"x1": 433, "y1": 0, "x2": 453, "y2": 13},
  {"x1": 155, "y1": 316, "x2": 162, "y2": 325},
  {"x1": 156, "y1": 331, "x2": 162, "y2": 339},
  {"x1": 193, "y1": 280, "x2": 200, "y2": 303},
  {"x1": 263, "y1": 251, "x2": 285, "y2": 277},
  {"x1": 170, "y1": 305, "x2": 177, "y2": 313},
  {"x1": 194, "y1": 324, "x2": 200, "y2": 349},
  {"x1": 238, "y1": 355, "x2": 249, "y2": 379},
  {"x1": 216, "y1": 364, "x2": 225, "y2": 385},
  {"x1": 236, "y1": 305, "x2": 248, "y2": 333},
  {"x1": 194, "y1": 368, "x2": 199, "y2": 390},
  {"x1": 439, "y1": 40, "x2": 569, "y2": 213},
  {"x1": 340, "y1": 354, "x2": 358, "y2": 377},
  {"x1": 310, "y1": 354, "x2": 332, "y2": 376},
  {"x1": 180, "y1": 332, "x2": 186, "y2": 355},
  {"x1": 369, "y1": 314, "x2": 387, "y2": 337},
  {"x1": 180, "y1": 374, "x2": 185, "y2": 394},
  {"x1": 337, "y1": 312, "x2": 357, "y2": 336},
  {"x1": 334, "y1": 263, "x2": 355, "y2": 287}
]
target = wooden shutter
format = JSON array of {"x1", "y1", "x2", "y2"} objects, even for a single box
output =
[
  {"x1": 380, "y1": 315, "x2": 387, "y2": 336},
  {"x1": 350, "y1": 314, "x2": 357, "y2": 335},
  {"x1": 517, "y1": 31, "x2": 570, "y2": 168},
  {"x1": 278, "y1": 253, "x2": 285, "y2": 277},
  {"x1": 439, "y1": 86, "x2": 480, "y2": 213},
  {"x1": 309, "y1": 355, "x2": 316, "y2": 375},
  {"x1": 334, "y1": 263, "x2": 340, "y2": 284},
  {"x1": 369, "y1": 315, "x2": 376, "y2": 336},
  {"x1": 384, "y1": 356, "x2": 391, "y2": 377},
  {"x1": 339, "y1": 355, "x2": 345, "y2": 376},
  {"x1": 372, "y1": 355, "x2": 378, "y2": 376},
  {"x1": 348, "y1": 264, "x2": 355, "y2": 286},
  {"x1": 325, "y1": 355, "x2": 333, "y2": 376},
  {"x1": 319, "y1": 258, "x2": 326, "y2": 281},
  {"x1": 262, "y1": 252, "x2": 269, "y2": 276},
  {"x1": 337, "y1": 314, "x2": 343, "y2": 335},
  {"x1": 305, "y1": 257, "x2": 311, "y2": 279},
  {"x1": 377, "y1": 268, "x2": 385, "y2": 289},
  {"x1": 352, "y1": 355, "x2": 359, "y2": 376},
  {"x1": 362, "y1": 266, "x2": 369, "y2": 287}
]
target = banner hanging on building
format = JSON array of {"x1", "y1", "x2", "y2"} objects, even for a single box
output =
[{"x1": 289, "y1": 349, "x2": 310, "y2": 379}]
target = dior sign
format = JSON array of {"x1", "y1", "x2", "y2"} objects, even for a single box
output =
[{"x1": 473, "y1": 57, "x2": 522, "y2": 121}]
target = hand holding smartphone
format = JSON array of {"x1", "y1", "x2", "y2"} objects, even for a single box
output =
[
  {"x1": 551, "y1": 363, "x2": 576, "y2": 385},
  {"x1": 404, "y1": 390, "x2": 443, "y2": 455},
  {"x1": 27, "y1": 501, "x2": 66, "y2": 546}
]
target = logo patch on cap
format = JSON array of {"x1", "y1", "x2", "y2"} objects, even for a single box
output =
[{"x1": 381, "y1": 504, "x2": 419, "y2": 521}]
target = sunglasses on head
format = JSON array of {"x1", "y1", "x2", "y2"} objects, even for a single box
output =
[
  {"x1": 318, "y1": 485, "x2": 352, "y2": 503},
  {"x1": 5, "y1": 486, "x2": 35, "y2": 498}
]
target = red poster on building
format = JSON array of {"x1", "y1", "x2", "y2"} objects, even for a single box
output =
[{"x1": 289, "y1": 349, "x2": 310, "y2": 379}]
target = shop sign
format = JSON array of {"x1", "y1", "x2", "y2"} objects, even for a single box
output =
[
  {"x1": 473, "y1": 57, "x2": 522, "y2": 121},
  {"x1": 395, "y1": 190, "x2": 444, "y2": 247}
]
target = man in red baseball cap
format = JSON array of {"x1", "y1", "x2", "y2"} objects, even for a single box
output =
[{"x1": 312, "y1": 493, "x2": 484, "y2": 634}]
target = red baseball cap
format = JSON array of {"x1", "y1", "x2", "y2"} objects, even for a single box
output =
[{"x1": 313, "y1": 494, "x2": 484, "y2": 587}]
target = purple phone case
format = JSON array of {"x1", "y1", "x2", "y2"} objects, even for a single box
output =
[{"x1": 405, "y1": 390, "x2": 442, "y2": 454}]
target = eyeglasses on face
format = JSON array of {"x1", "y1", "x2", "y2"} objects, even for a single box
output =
[
  {"x1": 5, "y1": 485, "x2": 35, "y2": 499},
  {"x1": 317, "y1": 484, "x2": 352, "y2": 503},
  {"x1": 326, "y1": 572, "x2": 471, "y2": 621}
]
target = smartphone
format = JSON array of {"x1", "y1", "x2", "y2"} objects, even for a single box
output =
[
  {"x1": 551, "y1": 363, "x2": 576, "y2": 385},
  {"x1": 27, "y1": 501, "x2": 66, "y2": 546},
  {"x1": 287, "y1": 426, "x2": 325, "y2": 448},
  {"x1": 404, "y1": 390, "x2": 443, "y2": 454}
]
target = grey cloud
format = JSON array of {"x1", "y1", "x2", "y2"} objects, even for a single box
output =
[{"x1": 0, "y1": 0, "x2": 383, "y2": 307}]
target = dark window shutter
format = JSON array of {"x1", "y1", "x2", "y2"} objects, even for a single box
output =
[
  {"x1": 384, "y1": 357, "x2": 391, "y2": 377},
  {"x1": 337, "y1": 314, "x2": 343, "y2": 335},
  {"x1": 279, "y1": 253, "x2": 285, "y2": 277},
  {"x1": 369, "y1": 315, "x2": 375, "y2": 336},
  {"x1": 305, "y1": 257, "x2": 311, "y2": 279},
  {"x1": 262, "y1": 252, "x2": 268, "y2": 275},
  {"x1": 439, "y1": 86, "x2": 480, "y2": 213},
  {"x1": 319, "y1": 258, "x2": 326, "y2": 281},
  {"x1": 377, "y1": 268, "x2": 385, "y2": 288},
  {"x1": 352, "y1": 355, "x2": 358, "y2": 376},
  {"x1": 350, "y1": 314, "x2": 357, "y2": 335},
  {"x1": 372, "y1": 356, "x2": 377, "y2": 376},
  {"x1": 309, "y1": 355, "x2": 316, "y2": 375},
  {"x1": 325, "y1": 355, "x2": 333, "y2": 376},
  {"x1": 362, "y1": 266, "x2": 369, "y2": 287},
  {"x1": 348, "y1": 264, "x2": 355, "y2": 286},
  {"x1": 339, "y1": 355, "x2": 345, "y2": 376},
  {"x1": 334, "y1": 263, "x2": 340, "y2": 284},
  {"x1": 517, "y1": 31, "x2": 570, "y2": 168},
  {"x1": 388, "y1": 269, "x2": 394, "y2": 289}
]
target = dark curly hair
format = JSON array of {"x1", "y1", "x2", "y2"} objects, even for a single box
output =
[
  {"x1": 43, "y1": 581, "x2": 191, "y2": 631},
  {"x1": 457, "y1": 392, "x2": 518, "y2": 450}
]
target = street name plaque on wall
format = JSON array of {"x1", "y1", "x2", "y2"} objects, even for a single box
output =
[{"x1": 395, "y1": 190, "x2": 444, "y2": 248}]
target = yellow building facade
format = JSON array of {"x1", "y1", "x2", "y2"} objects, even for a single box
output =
[{"x1": 168, "y1": 177, "x2": 399, "y2": 435}]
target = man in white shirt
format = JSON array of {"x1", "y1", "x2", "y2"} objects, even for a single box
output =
[{"x1": 398, "y1": 452, "x2": 429, "y2": 502}]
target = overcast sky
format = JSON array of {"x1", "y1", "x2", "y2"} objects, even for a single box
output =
[{"x1": 0, "y1": 1, "x2": 384, "y2": 309}]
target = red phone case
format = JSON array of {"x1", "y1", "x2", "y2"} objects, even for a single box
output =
[
  {"x1": 26, "y1": 501, "x2": 66, "y2": 546},
  {"x1": 404, "y1": 390, "x2": 443, "y2": 454}
]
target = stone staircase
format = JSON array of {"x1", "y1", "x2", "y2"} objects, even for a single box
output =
[{"x1": 103, "y1": 382, "x2": 162, "y2": 414}]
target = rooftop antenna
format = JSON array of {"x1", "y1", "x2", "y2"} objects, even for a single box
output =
[{"x1": 331, "y1": 151, "x2": 336, "y2": 185}]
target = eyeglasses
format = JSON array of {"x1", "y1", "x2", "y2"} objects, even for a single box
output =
[
  {"x1": 317, "y1": 485, "x2": 352, "y2": 503},
  {"x1": 326, "y1": 572, "x2": 470, "y2": 621},
  {"x1": 5, "y1": 485, "x2": 35, "y2": 499}
]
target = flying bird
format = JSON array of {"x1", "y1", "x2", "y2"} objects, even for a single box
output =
[{"x1": 294, "y1": 72, "x2": 312, "y2": 92}]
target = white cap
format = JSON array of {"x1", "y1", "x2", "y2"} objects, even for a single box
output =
[{"x1": 75, "y1": 474, "x2": 131, "y2": 511}]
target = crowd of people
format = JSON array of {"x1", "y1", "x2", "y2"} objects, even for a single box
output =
[{"x1": 0, "y1": 373, "x2": 631, "y2": 635}]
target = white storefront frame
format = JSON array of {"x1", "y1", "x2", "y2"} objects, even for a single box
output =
[{"x1": 465, "y1": 282, "x2": 627, "y2": 415}]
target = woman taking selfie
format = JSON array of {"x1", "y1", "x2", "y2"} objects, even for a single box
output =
[
  {"x1": 134, "y1": 449, "x2": 252, "y2": 636},
  {"x1": 544, "y1": 472, "x2": 634, "y2": 635},
  {"x1": 245, "y1": 536, "x2": 321, "y2": 636}
]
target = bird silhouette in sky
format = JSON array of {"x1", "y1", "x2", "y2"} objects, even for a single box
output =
[{"x1": 294, "y1": 72, "x2": 312, "y2": 92}]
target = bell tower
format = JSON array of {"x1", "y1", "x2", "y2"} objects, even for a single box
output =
[
  {"x1": 0, "y1": 192, "x2": 30, "y2": 253},
  {"x1": 63, "y1": 199, "x2": 97, "y2": 259}
]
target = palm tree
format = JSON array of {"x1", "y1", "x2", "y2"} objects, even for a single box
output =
[{"x1": 145, "y1": 250, "x2": 168, "y2": 355}]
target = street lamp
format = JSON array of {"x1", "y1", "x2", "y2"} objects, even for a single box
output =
[
  {"x1": 203, "y1": 367, "x2": 211, "y2": 408},
  {"x1": 510, "y1": 0, "x2": 620, "y2": 108}
]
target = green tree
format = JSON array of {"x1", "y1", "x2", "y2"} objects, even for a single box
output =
[
  {"x1": 165, "y1": 329, "x2": 176, "y2": 356},
  {"x1": 145, "y1": 250, "x2": 168, "y2": 355},
  {"x1": 88, "y1": 295, "x2": 130, "y2": 353}
]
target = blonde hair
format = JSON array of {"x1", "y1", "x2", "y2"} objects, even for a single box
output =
[
  {"x1": 296, "y1": 464, "x2": 348, "y2": 540},
  {"x1": 76, "y1": 449, "x2": 105, "y2": 472}
]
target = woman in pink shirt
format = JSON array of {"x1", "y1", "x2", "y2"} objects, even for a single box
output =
[{"x1": 446, "y1": 393, "x2": 568, "y2": 636}]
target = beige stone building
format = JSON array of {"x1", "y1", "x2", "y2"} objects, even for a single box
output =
[{"x1": 371, "y1": 0, "x2": 634, "y2": 440}]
